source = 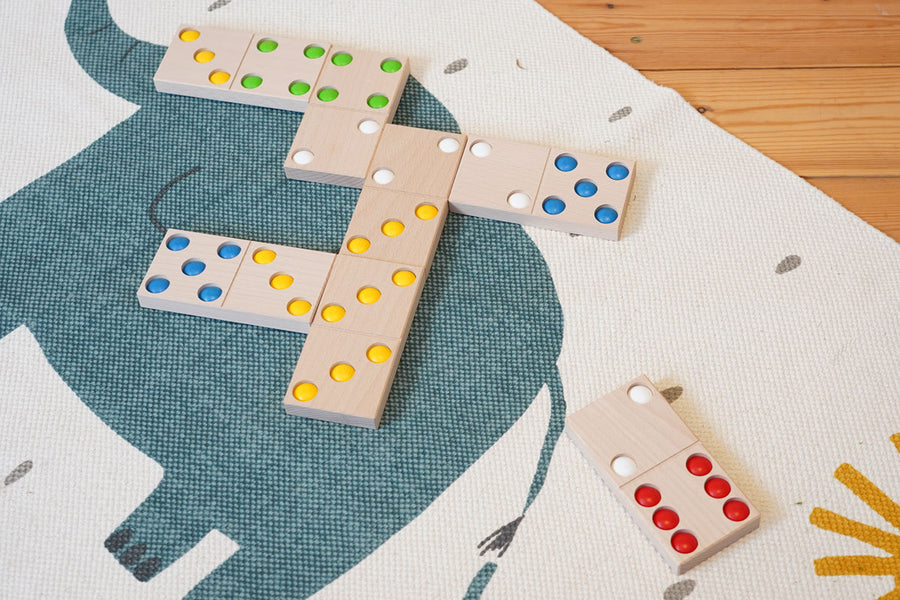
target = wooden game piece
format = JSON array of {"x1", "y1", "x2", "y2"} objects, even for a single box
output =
[
  {"x1": 565, "y1": 375, "x2": 759, "y2": 573},
  {"x1": 219, "y1": 242, "x2": 336, "y2": 333},
  {"x1": 227, "y1": 34, "x2": 330, "y2": 112},
  {"x1": 313, "y1": 254, "x2": 425, "y2": 339},
  {"x1": 137, "y1": 229, "x2": 250, "y2": 319},
  {"x1": 283, "y1": 325, "x2": 404, "y2": 428},
  {"x1": 309, "y1": 47, "x2": 409, "y2": 121},
  {"x1": 283, "y1": 104, "x2": 388, "y2": 188},
  {"x1": 531, "y1": 150, "x2": 636, "y2": 240},
  {"x1": 365, "y1": 125, "x2": 467, "y2": 199},
  {"x1": 340, "y1": 187, "x2": 448, "y2": 269},
  {"x1": 619, "y1": 441, "x2": 761, "y2": 573},
  {"x1": 154, "y1": 26, "x2": 253, "y2": 102},
  {"x1": 448, "y1": 137, "x2": 551, "y2": 223}
]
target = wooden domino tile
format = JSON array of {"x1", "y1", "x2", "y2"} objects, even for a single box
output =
[
  {"x1": 154, "y1": 26, "x2": 253, "y2": 102},
  {"x1": 137, "y1": 229, "x2": 250, "y2": 319},
  {"x1": 448, "y1": 137, "x2": 550, "y2": 223},
  {"x1": 531, "y1": 150, "x2": 636, "y2": 240},
  {"x1": 284, "y1": 104, "x2": 388, "y2": 188},
  {"x1": 228, "y1": 34, "x2": 330, "y2": 111},
  {"x1": 313, "y1": 255, "x2": 425, "y2": 339},
  {"x1": 565, "y1": 375, "x2": 759, "y2": 573},
  {"x1": 340, "y1": 187, "x2": 448, "y2": 269},
  {"x1": 219, "y1": 242, "x2": 335, "y2": 333},
  {"x1": 309, "y1": 47, "x2": 409, "y2": 121},
  {"x1": 619, "y1": 442, "x2": 761, "y2": 573},
  {"x1": 365, "y1": 125, "x2": 467, "y2": 199},
  {"x1": 283, "y1": 325, "x2": 404, "y2": 428}
]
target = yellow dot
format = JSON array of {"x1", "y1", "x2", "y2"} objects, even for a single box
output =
[
  {"x1": 381, "y1": 220, "x2": 405, "y2": 237},
  {"x1": 347, "y1": 237, "x2": 371, "y2": 254},
  {"x1": 287, "y1": 299, "x2": 311, "y2": 316},
  {"x1": 321, "y1": 304, "x2": 346, "y2": 322},
  {"x1": 209, "y1": 71, "x2": 230, "y2": 85},
  {"x1": 179, "y1": 30, "x2": 200, "y2": 42},
  {"x1": 270, "y1": 274, "x2": 294, "y2": 290},
  {"x1": 194, "y1": 50, "x2": 215, "y2": 63},
  {"x1": 254, "y1": 249, "x2": 276, "y2": 264},
  {"x1": 392, "y1": 270, "x2": 416, "y2": 287},
  {"x1": 293, "y1": 382, "x2": 318, "y2": 401},
  {"x1": 416, "y1": 204, "x2": 439, "y2": 220},
  {"x1": 367, "y1": 345, "x2": 392, "y2": 363},
  {"x1": 330, "y1": 363, "x2": 355, "y2": 382},
  {"x1": 357, "y1": 287, "x2": 381, "y2": 305}
]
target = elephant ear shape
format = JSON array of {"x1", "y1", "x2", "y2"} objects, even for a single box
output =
[{"x1": 66, "y1": 0, "x2": 164, "y2": 107}]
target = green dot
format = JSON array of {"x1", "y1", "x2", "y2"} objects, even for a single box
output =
[
  {"x1": 381, "y1": 59, "x2": 402, "y2": 73},
  {"x1": 367, "y1": 94, "x2": 389, "y2": 109},
  {"x1": 257, "y1": 39, "x2": 278, "y2": 53},
  {"x1": 317, "y1": 88, "x2": 338, "y2": 102},
  {"x1": 241, "y1": 75, "x2": 263, "y2": 89},
  {"x1": 332, "y1": 52, "x2": 353, "y2": 66},
  {"x1": 289, "y1": 81, "x2": 311, "y2": 96},
  {"x1": 304, "y1": 45, "x2": 325, "y2": 59}
]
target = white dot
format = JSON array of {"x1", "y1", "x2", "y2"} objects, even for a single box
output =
[
  {"x1": 358, "y1": 119, "x2": 380, "y2": 134},
  {"x1": 628, "y1": 385, "x2": 652, "y2": 404},
  {"x1": 438, "y1": 137, "x2": 460, "y2": 153},
  {"x1": 292, "y1": 150, "x2": 314, "y2": 165},
  {"x1": 372, "y1": 168, "x2": 395, "y2": 185},
  {"x1": 611, "y1": 455, "x2": 637, "y2": 477},
  {"x1": 470, "y1": 141, "x2": 492, "y2": 158},
  {"x1": 507, "y1": 192, "x2": 531, "y2": 210}
]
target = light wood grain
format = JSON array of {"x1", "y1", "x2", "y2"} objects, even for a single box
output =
[
  {"x1": 808, "y1": 177, "x2": 900, "y2": 241},
  {"x1": 649, "y1": 67, "x2": 900, "y2": 177},
  {"x1": 536, "y1": 0, "x2": 900, "y2": 70},
  {"x1": 537, "y1": 0, "x2": 900, "y2": 243}
]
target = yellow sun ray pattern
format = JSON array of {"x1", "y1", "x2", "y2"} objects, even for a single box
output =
[{"x1": 810, "y1": 434, "x2": 900, "y2": 600}]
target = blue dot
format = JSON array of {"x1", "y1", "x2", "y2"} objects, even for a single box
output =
[
  {"x1": 182, "y1": 261, "x2": 206, "y2": 276},
  {"x1": 555, "y1": 154, "x2": 577, "y2": 172},
  {"x1": 575, "y1": 180, "x2": 598, "y2": 197},
  {"x1": 198, "y1": 286, "x2": 222, "y2": 302},
  {"x1": 218, "y1": 243, "x2": 242, "y2": 259},
  {"x1": 607, "y1": 164, "x2": 629, "y2": 180},
  {"x1": 542, "y1": 197, "x2": 566, "y2": 215},
  {"x1": 166, "y1": 236, "x2": 190, "y2": 251},
  {"x1": 595, "y1": 206, "x2": 619, "y2": 224},
  {"x1": 145, "y1": 278, "x2": 170, "y2": 294}
]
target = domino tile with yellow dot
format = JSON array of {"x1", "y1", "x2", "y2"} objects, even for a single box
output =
[
  {"x1": 153, "y1": 26, "x2": 254, "y2": 102},
  {"x1": 219, "y1": 241, "x2": 336, "y2": 333},
  {"x1": 283, "y1": 325, "x2": 403, "y2": 429},
  {"x1": 340, "y1": 187, "x2": 448, "y2": 269},
  {"x1": 313, "y1": 254, "x2": 425, "y2": 340}
]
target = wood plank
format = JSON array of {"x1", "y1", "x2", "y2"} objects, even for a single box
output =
[
  {"x1": 648, "y1": 67, "x2": 900, "y2": 177},
  {"x1": 807, "y1": 177, "x2": 900, "y2": 242},
  {"x1": 536, "y1": 0, "x2": 900, "y2": 69}
]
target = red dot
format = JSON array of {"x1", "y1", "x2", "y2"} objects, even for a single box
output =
[
  {"x1": 653, "y1": 508, "x2": 679, "y2": 530},
  {"x1": 705, "y1": 477, "x2": 731, "y2": 499},
  {"x1": 634, "y1": 485, "x2": 661, "y2": 507},
  {"x1": 724, "y1": 499, "x2": 750, "y2": 521},
  {"x1": 671, "y1": 531, "x2": 698, "y2": 554},
  {"x1": 686, "y1": 455, "x2": 712, "y2": 476}
]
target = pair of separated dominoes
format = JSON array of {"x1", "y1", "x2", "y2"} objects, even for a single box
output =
[
  {"x1": 154, "y1": 26, "x2": 408, "y2": 117},
  {"x1": 565, "y1": 376, "x2": 760, "y2": 573}
]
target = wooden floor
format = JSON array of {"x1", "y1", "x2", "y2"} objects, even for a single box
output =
[{"x1": 537, "y1": 0, "x2": 900, "y2": 242}]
